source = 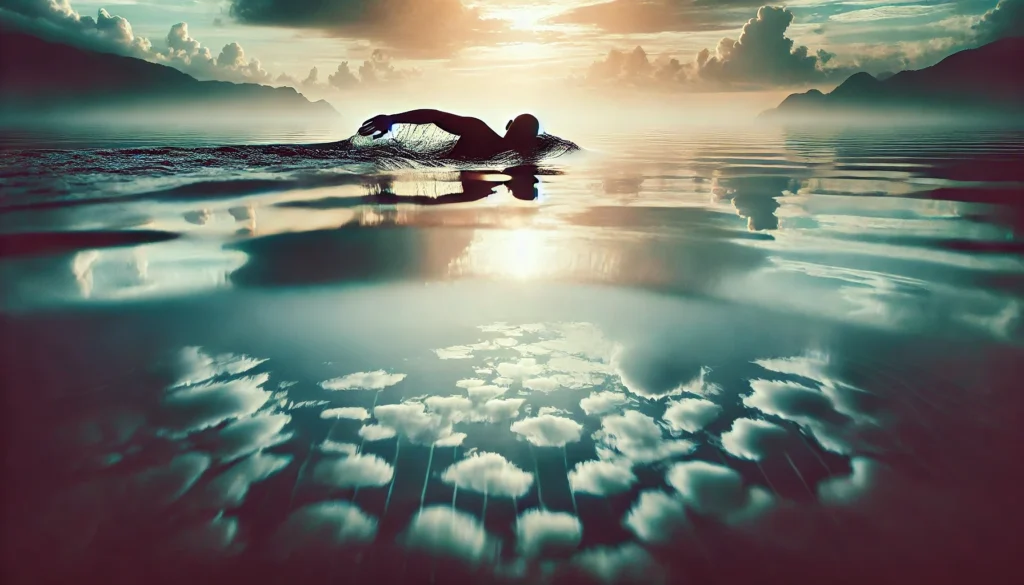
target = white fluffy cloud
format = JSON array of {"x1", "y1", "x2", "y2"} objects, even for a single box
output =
[
  {"x1": 272, "y1": 501, "x2": 378, "y2": 557},
  {"x1": 516, "y1": 509, "x2": 582, "y2": 558},
  {"x1": 373, "y1": 402, "x2": 454, "y2": 445},
  {"x1": 401, "y1": 506, "x2": 498, "y2": 563},
  {"x1": 496, "y1": 357, "x2": 546, "y2": 380},
  {"x1": 474, "y1": 398, "x2": 526, "y2": 423},
  {"x1": 568, "y1": 459, "x2": 637, "y2": 496},
  {"x1": 580, "y1": 391, "x2": 629, "y2": 416},
  {"x1": 358, "y1": 424, "x2": 397, "y2": 441},
  {"x1": 321, "y1": 407, "x2": 370, "y2": 420},
  {"x1": 720, "y1": 417, "x2": 790, "y2": 461},
  {"x1": 596, "y1": 410, "x2": 695, "y2": 463},
  {"x1": 510, "y1": 414, "x2": 583, "y2": 447},
  {"x1": 441, "y1": 451, "x2": 534, "y2": 497},
  {"x1": 313, "y1": 453, "x2": 395, "y2": 488},
  {"x1": 321, "y1": 370, "x2": 407, "y2": 391},
  {"x1": 662, "y1": 398, "x2": 722, "y2": 433}
]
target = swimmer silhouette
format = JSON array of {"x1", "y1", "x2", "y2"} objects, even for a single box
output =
[{"x1": 359, "y1": 109, "x2": 541, "y2": 160}]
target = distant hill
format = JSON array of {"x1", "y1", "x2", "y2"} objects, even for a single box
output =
[
  {"x1": 761, "y1": 38, "x2": 1024, "y2": 123},
  {"x1": 0, "y1": 31, "x2": 337, "y2": 122}
]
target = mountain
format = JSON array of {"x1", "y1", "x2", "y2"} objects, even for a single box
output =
[
  {"x1": 0, "y1": 31, "x2": 338, "y2": 122},
  {"x1": 761, "y1": 38, "x2": 1024, "y2": 123}
]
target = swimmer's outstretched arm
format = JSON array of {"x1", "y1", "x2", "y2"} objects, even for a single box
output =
[{"x1": 359, "y1": 109, "x2": 490, "y2": 139}]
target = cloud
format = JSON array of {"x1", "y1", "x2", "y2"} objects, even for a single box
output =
[
  {"x1": 423, "y1": 395, "x2": 474, "y2": 421},
  {"x1": 973, "y1": 0, "x2": 1024, "y2": 44},
  {"x1": 373, "y1": 401, "x2": 458, "y2": 445},
  {"x1": 321, "y1": 407, "x2": 370, "y2": 420},
  {"x1": 228, "y1": 0, "x2": 504, "y2": 57},
  {"x1": 742, "y1": 379, "x2": 853, "y2": 453},
  {"x1": 272, "y1": 501, "x2": 378, "y2": 557},
  {"x1": 719, "y1": 417, "x2": 790, "y2": 461},
  {"x1": 467, "y1": 385, "x2": 507, "y2": 402},
  {"x1": 584, "y1": 6, "x2": 842, "y2": 90},
  {"x1": 313, "y1": 453, "x2": 395, "y2": 488},
  {"x1": 441, "y1": 451, "x2": 534, "y2": 497},
  {"x1": 164, "y1": 23, "x2": 271, "y2": 83},
  {"x1": 160, "y1": 373, "x2": 273, "y2": 436},
  {"x1": 596, "y1": 410, "x2": 695, "y2": 463},
  {"x1": 613, "y1": 345, "x2": 705, "y2": 399},
  {"x1": 171, "y1": 346, "x2": 266, "y2": 389},
  {"x1": 213, "y1": 413, "x2": 292, "y2": 462},
  {"x1": 516, "y1": 509, "x2": 582, "y2": 558},
  {"x1": 665, "y1": 460, "x2": 746, "y2": 516},
  {"x1": 0, "y1": 2, "x2": 277, "y2": 84},
  {"x1": 552, "y1": 0, "x2": 761, "y2": 34},
  {"x1": 580, "y1": 391, "x2": 630, "y2": 416},
  {"x1": 192, "y1": 452, "x2": 291, "y2": 510},
  {"x1": 666, "y1": 460, "x2": 774, "y2": 524},
  {"x1": 474, "y1": 398, "x2": 526, "y2": 423},
  {"x1": 571, "y1": 543, "x2": 665, "y2": 585},
  {"x1": 624, "y1": 489, "x2": 690, "y2": 544},
  {"x1": 321, "y1": 370, "x2": 407, "y2": 391},
  {"x1": 358, "y1": 424, "x2": 397, "y2": 441},
  {"x1": 568, "y1": 459, "x2": 638, "y2": 496},
  {"x1": 510, "y1": 414, "x2": 584, "y2": 447},
  {"x1": 328, "y1": 62, "x2": 359, "y2": 89},
  {"x1": 496, "y1": 357, "x2": 546, "y2": 380},
  {"x1": 662, "y1": 398, "x2": 722, "y2": 433},
  {"x1": 401, "y1": 506, "x2": 498, "y2": 563},
  {"x1": 693, "y1": 6, "x2": 838, "y2": 87},
  {"x1": 282, "y1": 50, "x2": 418, "y2": 94}
]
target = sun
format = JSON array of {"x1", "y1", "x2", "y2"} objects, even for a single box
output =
[{"x1": 488, "y1": 4, "x2": 564, "y2": 31}]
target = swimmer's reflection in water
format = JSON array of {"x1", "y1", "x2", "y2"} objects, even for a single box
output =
[{"x1": 365, "y1": 165, "x2": 541, "y2": 204}]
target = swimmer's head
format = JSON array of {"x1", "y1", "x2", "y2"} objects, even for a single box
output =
[{"x1": 504, "y1": 113, "x2": 540, "y2": 154}]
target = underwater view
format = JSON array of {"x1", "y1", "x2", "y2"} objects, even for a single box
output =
[{"x1": 2, "y1": 122, "x2": 1022, "y2": 585}]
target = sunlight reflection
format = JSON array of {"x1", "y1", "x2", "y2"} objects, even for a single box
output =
[{"x1": 449, "y1": 227, "x2": 631, "y2": 282}]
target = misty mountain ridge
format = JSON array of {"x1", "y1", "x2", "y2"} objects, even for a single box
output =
[
  {"x1": 0, "y1": 30, "x2": 338, "y2": 122},
  {"x1": 761, "y1": 37, "x2": 1024, "y2": 123}
]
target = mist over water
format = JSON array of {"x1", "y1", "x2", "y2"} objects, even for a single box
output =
[{"x1": 1, "y1": 121, "x2": 1022, "y2": 585}]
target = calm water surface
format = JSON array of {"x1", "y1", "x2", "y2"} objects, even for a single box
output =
[{"x1": 0, "y1": 124, "x2": 1022, "y2": 585}]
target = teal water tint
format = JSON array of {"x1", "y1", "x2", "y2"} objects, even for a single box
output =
[{"x1": 0, "y1": 125, "x2": 1021, "y2": 585}]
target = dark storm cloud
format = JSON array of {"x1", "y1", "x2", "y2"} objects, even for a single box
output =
[
  {"x1": 584, "y1": 6, "x2": 843, "y2": 90},
  {"x1": 552, "y1": 0, "x2": 764, "y2": 33},
  {"x1": 228, "y1": 0, "x2": 502, "y2": 57},
  {"x1": 973, "y1": 0, "x2": 1024, "y2": 43}
]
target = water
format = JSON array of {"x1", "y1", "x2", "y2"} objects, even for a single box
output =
[{"x1": 1, "y1": 123, "x2": 1022, "y2": 585}]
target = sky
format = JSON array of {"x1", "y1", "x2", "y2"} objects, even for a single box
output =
[{"x1": 0, "y1": 0, "x2": 1020, "y2": 120}]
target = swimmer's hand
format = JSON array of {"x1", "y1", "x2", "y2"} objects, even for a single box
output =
[{"x1": 358, "y1": 115, "x2": 394, "y2": 140}]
